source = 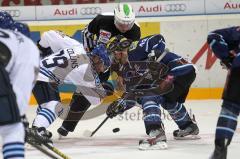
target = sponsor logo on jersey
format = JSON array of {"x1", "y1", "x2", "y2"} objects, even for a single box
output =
[
  {"x1": 98, "y1": 29, "x2": 111, "y2": 44},
  {"x1": 95, "y1": 75, "x2": 101, "y2": 87}
]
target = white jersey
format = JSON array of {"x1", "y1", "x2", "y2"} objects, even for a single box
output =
[
  {"x1": 38, "y1": 44, "x2": 105, "y2": 104},
  {"x1": 39, "y1": 30, "x2": 81, "y2": 53},
  {"x1": 0, "y1": 28, "x2": 40, "y2": 116}
]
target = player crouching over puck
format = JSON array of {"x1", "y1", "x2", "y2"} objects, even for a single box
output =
[{"x1": 105, "y1": 34, "x2": 200, "y2": 150}]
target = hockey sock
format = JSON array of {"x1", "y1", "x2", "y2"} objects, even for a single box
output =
[
  {"x1": 33, "y1": 101, "x2": 58, "y2": 128},
  {"x1": 142, "y1": 97, "x2": 162, "y2": 135},
  {"x1": 215, "y1": 100, "x2": 240, "y2": 145},
  {"x1": 62, "y1": 93, "x2": 91, "y2": 132},
  {"x1": 2, "y1": 142, "x2": 24, "y2": 159},
  {"x1": 163, "y1": 102, "x2": 192, "y2": 129}
]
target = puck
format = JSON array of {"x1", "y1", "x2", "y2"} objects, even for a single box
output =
[{"x1": 112, "y1": 128, "x2": 120, "y2": 133}]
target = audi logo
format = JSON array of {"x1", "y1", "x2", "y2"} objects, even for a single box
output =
[
  {"x1": 80, "y1": 7, "x2": 102, "y2": 15},
  {"x1": 164, "y1": 4, "x2": 187, "y2": 12},
  {"x1": 3, "y1": 10, "x2": 21, "y2": 17}
]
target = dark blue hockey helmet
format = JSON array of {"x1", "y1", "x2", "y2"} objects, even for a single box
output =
[
  {"x1": 0, "y1": 11, "x2": 14, "y2": 29},
  {"x1": 12, "y1": 21, "x2": 30, "y2": 38},
  {"x1": 91, "y1": 44, "x2": 111, "y2": 68}
]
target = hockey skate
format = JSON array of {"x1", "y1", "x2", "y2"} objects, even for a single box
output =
[
  {"x1": 57, "y1": 126, "x2": 69, "y2": 139},
  {"x1": 139, "y1": 128, "x2": 168, "y2": 150},
  {"x1": 210, "y1": 139, "x2": 229, "y2": 159},
  {"x1": 26, "y1": 127, "x2": 53, "y2": 146},
  {"x1": 210, "y1": 145, "x2": 227, "y2": 159},
  {"x1": 173, "y1": 122, "x2": 200, "y2": 140},
  {"x1": 26, "y1": 127, "x2": 71, "y2": 159}
]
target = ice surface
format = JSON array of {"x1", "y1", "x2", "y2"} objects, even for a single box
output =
[{"x1": 1, "y1": 100, "x2": 240, "y2": 159}]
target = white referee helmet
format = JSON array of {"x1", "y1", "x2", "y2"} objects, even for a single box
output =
[{"x1": 114, "y1": 3, "x2": 135, "y2": 33}]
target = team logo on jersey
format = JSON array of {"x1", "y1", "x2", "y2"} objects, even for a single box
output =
[
  {"x1": 98, "y1": 29, "x2": 111, "y2": 44},
  {"x1": 95, "y1": 75, "x2": 101, "y2": 87}
]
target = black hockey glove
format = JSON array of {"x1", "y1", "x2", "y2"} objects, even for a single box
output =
[
  {"x1": 220, "y1": 52, "x2": 236, "y2": 69},
  {"x1": 106, "y1": 96, "x2": 136, "y2": 118},
  {"x1": 106, "y1": 98, "x2": 127, "y2": 118},
  {"x1": 37, "y1": 40, "x2": 53, "y2": 58},
  {"x1": 147, "y1": 61, "x2": 162, "y2": 72},
  {"x1": 220, "y1": 57, "x2": 233, "y2": 69},
  {"x1": 159, "y1": 75, "x2": 174, "y2": 93},
  {"x1": 147, "y1": 61, "x2": 168, "y2": 78}
]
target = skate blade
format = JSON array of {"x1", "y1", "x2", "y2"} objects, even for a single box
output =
[
  {"x1": 139, "y1": 142, "x2": 168, "y2": 150},
  {"x1": 174, "y1": 134, "x2": 201, "y2": 140}
]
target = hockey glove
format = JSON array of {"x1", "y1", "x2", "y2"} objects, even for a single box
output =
[
  {"x1": 147, "y1": 61, "x2": 168, "y2": 78},
  {"x1": 220, "y1": 57, "x2": 233, "y2": 69},
  {"x1": 106, "y1": 98, "x2": 136, "y2": 118},
  {"x1": 37, "y1": 40, "x2": 53, "y2": 58},
  {"x1": 106, "y1": 99, "x2": 126, "y2": 118},
  {"x1": 159, "y1": 75, "x2": 174, "y2": 93},
  {"x1": 220, "y1": 51, "x2": 236, "y2": 69}
]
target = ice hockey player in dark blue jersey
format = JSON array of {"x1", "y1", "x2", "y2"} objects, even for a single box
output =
[
  {"x1": 208, "y1": 26, "x2": 240, "y2": 159},
  {"x1": 106, "y1": 34, "x2": 200, "y2": 150}
]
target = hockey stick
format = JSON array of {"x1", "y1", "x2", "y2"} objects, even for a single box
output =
[
  {"x1": 83, "y1": 49, "x2": 169, "y2": 137},
  {"x1": 87, "y1": 116, "x2": 109, "y2": 137},
  {"x1": 27, "y1": 140, "x2": 60, "y2": 159},
  {"x1": 42, "y1": 142, "x2": 71, "y2": 159}
]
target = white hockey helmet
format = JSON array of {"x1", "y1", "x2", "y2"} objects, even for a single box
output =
[{"x1": 114, "y1": 3, "x2": 135, "y2": 33}]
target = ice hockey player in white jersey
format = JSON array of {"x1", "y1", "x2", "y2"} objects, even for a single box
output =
[
  {"x1": 31, "y1": 31, "x2": 112, "y2": 141},
  {"x1": 37, "y1": 30, "x2": 81, "y2": 58},
  {"x1": 0, "y1": 11, "x2": 40, "y2": 159}
]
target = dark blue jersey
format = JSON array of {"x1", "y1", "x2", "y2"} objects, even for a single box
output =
[
  {"x1": 127, "y1": 34, "x2": 195, "y2": 76},
  {"x1": 207, "y1": 26, "x2": 240, "y2": 60},
  {"x1": 128, "y1": 34, "x2": 166, "y2": 61},
  {"x1": 110, "y1": 34, "x2": 195, "y2": 94}
]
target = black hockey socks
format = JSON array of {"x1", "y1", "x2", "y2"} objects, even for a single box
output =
[{"x1": 61, "y1": 92, "x2": 91, "y2": 132}]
